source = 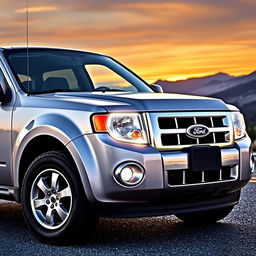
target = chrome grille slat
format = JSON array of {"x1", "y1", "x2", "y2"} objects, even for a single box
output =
[
  {"x1": 202, "y1": 171, "x2": 205, "y2": 182},
  {"x1": 193, "y1": 117, "x2": 200, "y2": 144},
  {"x1": 177, "y1": 134, "x2": 181, "y2": 145},
  {"x1": 168, "y1": 166, "x2": 238, "y2": 187},
  {"x1": 174, "y1": 117, "x2": 178, "y2": 128},
  {"x1": 182, "y1": 170, "x2": 186, "y2": 185},
  {"x1": 147, "y1": 112, "x2": 234, "y2": 149},
  {"x1": 159, "y1": 127, "x2": 230, "y2": 134},
  {"x1": 210, "y1": 117, "x2": 217, "y2": 143},
  {"x1": 174, "y1": 118, "x2": 181, "y2": 145},
  {"x1": 219, "y1": 169, "x2": 222, "y2": 180}
]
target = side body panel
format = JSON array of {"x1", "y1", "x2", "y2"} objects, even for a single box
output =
[{"x1": 0, "y1": 59, "x2": 17, "y2": 185}]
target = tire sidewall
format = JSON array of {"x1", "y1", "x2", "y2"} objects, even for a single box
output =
[{"x1": 22, "y1": 152, "x2": 85, "y2": 242}]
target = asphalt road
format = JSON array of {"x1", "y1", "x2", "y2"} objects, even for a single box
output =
[{"x1": 0, "y1": 177, "x2": 255, "y2": 256}]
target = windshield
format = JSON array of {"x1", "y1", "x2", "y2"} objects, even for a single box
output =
[{"x1": 5, "y1": 48, "x2": 153, "y2": 94}]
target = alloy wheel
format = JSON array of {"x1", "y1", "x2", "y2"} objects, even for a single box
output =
[{"x1": 30, "y1": 169, "x2": 72, "y2": 230}]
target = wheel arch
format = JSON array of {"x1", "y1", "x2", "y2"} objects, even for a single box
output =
[
  {"x1": 18, "y1": 135, "x2": 69, "y2": 188},
  {"x1": 14, "y1": 132, "x2": 94, "y2": 203}
]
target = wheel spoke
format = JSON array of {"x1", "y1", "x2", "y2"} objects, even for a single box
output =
[
  {"x1": 34, "y1": 199, "x2": 45, "y2": 209},
  {"x1": 37, "y1": 177, "x2": 49, "y2": 195},
  {"x1": 51, "y1": 172, "x2": 60, "y2": 190},
  {"x1": 58, "y1": 186, "x2": 71, "y2": 199},
  {"x1": 31, "y1": 168, "x2": 72, "y2": 229},
  {"x1": 56, "y1": 205, "x2": 68, "y2": 221},
  {"x1": 45, "y1": 208, "x2": 54, "y2": 225}
]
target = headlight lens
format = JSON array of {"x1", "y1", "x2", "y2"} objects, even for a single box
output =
[
  {"x1": 231, "y1": 112, "x2": 246, "y2": 140},
  {"x1": 107, "y1": 113, "x2": 147, "y2": 144}
]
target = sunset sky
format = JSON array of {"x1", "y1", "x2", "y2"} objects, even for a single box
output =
[{"x1": 0, "y1": 0, "x2": 255, "y2": 83}]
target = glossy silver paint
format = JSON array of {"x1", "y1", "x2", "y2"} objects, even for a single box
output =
[
  {"x1": 0, "y1": 55, "x2": 17, "y2": 185},
  {"x1": 64, "y1": 131, "x2": 252, "y2": 204},
  {"x1": 0, "y1": 47, "x2": 252, "y2": 213}
]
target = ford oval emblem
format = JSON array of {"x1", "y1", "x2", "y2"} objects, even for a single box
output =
[{"x1": 186, "y1": 124, "x2": 210, "y2": 138}]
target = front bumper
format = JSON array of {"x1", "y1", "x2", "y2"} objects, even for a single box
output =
[{"x1": 67, "y1": 134, "x2": 252, "y2": 217}]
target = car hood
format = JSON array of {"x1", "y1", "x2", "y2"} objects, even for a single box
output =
[{"x1": 34, "y1": 92, "x2": 230, "y2": 112}]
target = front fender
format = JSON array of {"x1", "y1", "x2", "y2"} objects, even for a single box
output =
[{"x1": 12, "y1": 113, "x2": 87, "y2": 187}]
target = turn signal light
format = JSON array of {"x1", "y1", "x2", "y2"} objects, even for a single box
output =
[
  {"x1": 130, "y1": 130, "x2": 142, "y2": 140},
  {"x1": 93, "y1": 115, "x2": 108, "y2": 132}
]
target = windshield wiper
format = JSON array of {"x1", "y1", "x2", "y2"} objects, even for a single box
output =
[
  {"x1": 29, "y1": 88, "x2": 127, "y2": 95},
  {"x1": 93, "y1": 88, "x2": 126, "y2": 93},
  {"x1": 29, "y1": 89, "x2": 83, "y2": 95}
]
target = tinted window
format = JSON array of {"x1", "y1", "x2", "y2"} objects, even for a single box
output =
[
  {"x1": 86, "y1": 64, "x2": 138, "y2": 92},
  {"x1": 43, "y1": 69, "x2": 79, "y2": 89},
  {"x1": 5, "y1": 49, "x2": 152, "y2": 94}
]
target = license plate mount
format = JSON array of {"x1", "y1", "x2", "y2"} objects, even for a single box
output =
[{"x1": 184, "y1": 146, "x2": 222, "y2": 172}]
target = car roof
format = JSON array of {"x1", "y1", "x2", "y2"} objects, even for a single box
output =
[{"x1": 0, "y1": 46, "x2": 107, "y2": 57}]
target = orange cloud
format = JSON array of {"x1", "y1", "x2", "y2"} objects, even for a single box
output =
[
  {"x1": 15, "y1": 6, "x2": 58, "y2": 14},
  {"x1": 0, "y1": 0, "x2": 255, "y2": 82}
]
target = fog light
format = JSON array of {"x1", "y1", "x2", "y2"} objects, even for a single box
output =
[
  {"x1": 114, "y1": 162, "x2": 145, "y2": 187},
  {"x1": 120, "y1": 167, "x2": 133, "y2": 182}
]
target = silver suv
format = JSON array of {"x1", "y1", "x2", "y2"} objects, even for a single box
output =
[{"x1": 0, "y1": 47, "x2": 254, "y2": 243}]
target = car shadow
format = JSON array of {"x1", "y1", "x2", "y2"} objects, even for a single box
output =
[{"x1": 0, "y1": 199, "x2": 256, "y2": 255}]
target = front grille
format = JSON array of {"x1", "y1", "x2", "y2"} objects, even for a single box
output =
[
  {"x1": 168, "y1": 166, "x2": 238, "y2": 186},
  {"x1": 146, "y1": 112, "x2": 234, "y2": 149}
]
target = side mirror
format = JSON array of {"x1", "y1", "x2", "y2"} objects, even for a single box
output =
[
  {"x1": 0, "y1": 86, "x2": 5, "y2": 103},
  {"x1": 0, "y1": 82, "x2": 11, "y2": 104},
  {"x1": 151, "y1": 84, "x2": 164, "y2": 93}
]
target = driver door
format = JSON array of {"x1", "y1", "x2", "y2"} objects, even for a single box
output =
[{"x1": 0, "y1": 67, "x2": 13, "y2": 186}]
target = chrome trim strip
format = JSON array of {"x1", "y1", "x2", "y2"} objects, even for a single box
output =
[
  {"x1": 162, "y1": 152, "x2": 189, "y2": 170},
  {"x1": 162, "y1": 148, "x2": 239, "y2": 171},
  {"x1": 113, "y1": 162, "x2": 145, "y2": 188},
  {"x1": 142, "y1": 113, "x2": 154, "y2": 146},
  {"x1": 221, "y1": 148, "x2": 240, "y2": 166},
  {"x1": 0, "y1": 163, "x2": 7, "y2": 168},
  {"x1": 159, "y1": 127, "x2": 230, "y2": 134}
]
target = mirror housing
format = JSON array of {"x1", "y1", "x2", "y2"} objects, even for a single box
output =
[
  {"x1": 0, "y1": 82, "x2": 11, "y2": 104},
  {"x1": 151, "y1": 84, "x2": 164, "y2": 93}
]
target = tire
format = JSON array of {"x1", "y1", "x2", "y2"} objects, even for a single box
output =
[
  {"x1": 175, "y1": 206, "x2": 234, "y2": 224},
  {"x1": 21, "y1": 151, "x2": 98, "y2": 244}
]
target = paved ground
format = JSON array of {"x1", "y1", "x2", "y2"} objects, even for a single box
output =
[{"x1": 0, "y1": 177, "x2": 255, "y2": 256}]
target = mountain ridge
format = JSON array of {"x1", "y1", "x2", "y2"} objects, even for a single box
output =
[{"x1": 155, "y1": 70, "x2": 256, "y2": 124}]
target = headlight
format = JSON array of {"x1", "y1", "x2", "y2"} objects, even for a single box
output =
[
  {"x1": 231, "y1": 112, "x2": 246, "y2": 140},
  {"x1": 93, "y1": 113, "x2": 148, "y2": 144},
  {"x1": 107, "y1": 113, "x2": 147, "y2": 144}
]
